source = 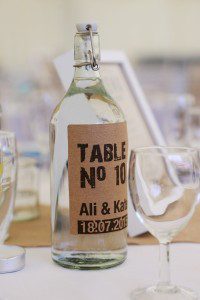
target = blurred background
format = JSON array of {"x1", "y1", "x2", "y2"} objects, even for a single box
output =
[{"x1": 1, "y1": 0, "x2": 200, "y2": 215}]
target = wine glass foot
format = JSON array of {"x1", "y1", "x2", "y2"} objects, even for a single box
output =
[{"x1": 130, "y1": 285, "x2": 198, "y2": 300}]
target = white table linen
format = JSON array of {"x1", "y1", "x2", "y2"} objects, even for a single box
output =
[{"x1": 0, "y1": 244, "x2": 199, "y2": 300}]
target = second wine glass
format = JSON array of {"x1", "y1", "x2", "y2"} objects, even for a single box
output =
[{"x1": 129, "y1": 146, "x2": 199, "y2": 300}]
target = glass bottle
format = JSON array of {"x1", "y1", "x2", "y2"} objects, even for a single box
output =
[{"x1": 50, "y1": 23, "x2": 128, "y2": 269}]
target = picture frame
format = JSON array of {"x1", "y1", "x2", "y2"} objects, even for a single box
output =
[{"x1": 54, "y1": 50, "x2": 166, "y2": 237}]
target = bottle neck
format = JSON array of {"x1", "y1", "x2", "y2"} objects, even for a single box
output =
[
  {"x1": 74, "y1": 65, "x2": 100, "y2": 80},
  {"x1": 73, "y1": 31, "x2": 100, "y2": 81}
]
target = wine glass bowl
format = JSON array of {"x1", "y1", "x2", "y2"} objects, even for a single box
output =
[{"x1": 129, "y1": 146, "x2": 199, "y2": 300}]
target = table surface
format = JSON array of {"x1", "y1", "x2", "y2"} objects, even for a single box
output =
[
  {"x1": 7, "y1": 172, "x2": 198, "y2": 299},
  {"x1": 0, "y1": 244, "x2": 199, "y2": 300}
]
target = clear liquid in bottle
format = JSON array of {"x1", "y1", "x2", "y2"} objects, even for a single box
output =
[{"x1": 50, "y1": 23, "x2": 128, "y2": 269}]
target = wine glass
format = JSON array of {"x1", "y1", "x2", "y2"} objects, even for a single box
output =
[
  {"x1": 0, "y1": 131, "x2": 17, "y2": 243},
  {"x1": 129, "y1": 146, "x2": 200, "y2": 300}
]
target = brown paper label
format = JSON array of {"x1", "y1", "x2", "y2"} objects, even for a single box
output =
[{"x1": 68, "y1": 122, "x2": 128, "y2": 235}]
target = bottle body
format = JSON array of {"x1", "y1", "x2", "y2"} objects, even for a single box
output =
[{"x1": 50, "y1": 25, "x2": 128, "y2": 270}]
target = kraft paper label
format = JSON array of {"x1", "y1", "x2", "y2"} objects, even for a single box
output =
[{"x1": 68, "y1": 122, "x2": 128, "y2": 235}]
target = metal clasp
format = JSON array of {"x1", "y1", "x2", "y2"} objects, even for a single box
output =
[
  {"x1": 73, "y1": 24, "x2": 99, "y2": 70},
  {"x1": 86, "y1": 24, "x2": 99, "y2": 71}
]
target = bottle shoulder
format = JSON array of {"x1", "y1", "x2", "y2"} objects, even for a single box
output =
[{"x1": 50, "y1": 79, "x2": 125, "y2": 125}]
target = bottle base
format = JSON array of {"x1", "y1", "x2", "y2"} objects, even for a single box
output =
[{"x1": 52, "y1": 249, "x2": 127, "y2": 270}]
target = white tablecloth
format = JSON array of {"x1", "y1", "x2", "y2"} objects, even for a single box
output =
[{"x1": 0, "y1": 244, "x2": 199, "y2": 300}]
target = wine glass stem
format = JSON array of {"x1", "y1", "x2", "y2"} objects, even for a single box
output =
[{"x1": 158, "y1": 242, "x2": 170, "y2": 287}]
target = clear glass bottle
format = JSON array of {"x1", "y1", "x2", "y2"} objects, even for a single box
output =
[{"x1": 50, "y1": 23, "x2": 128, "y2": 269}]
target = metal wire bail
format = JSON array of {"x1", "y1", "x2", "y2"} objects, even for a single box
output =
[
  {"x1": 86, "y1": 24, "x2": 99, "y2": 71},
  {"x1": 73, "y1": 24, "x2": 100, "y2": 70}
]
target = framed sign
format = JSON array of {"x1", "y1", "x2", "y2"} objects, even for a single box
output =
[{"x1": 54, "y1": 50, "x2": 166, "y2": 236}]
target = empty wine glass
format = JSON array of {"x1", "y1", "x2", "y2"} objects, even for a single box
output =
[
  {"x1": 0, "y1": 131, "x2": 17, "y2": 242},
  {"x1": 129, "y1": 146, "x2": 200, "y2": 300}
]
